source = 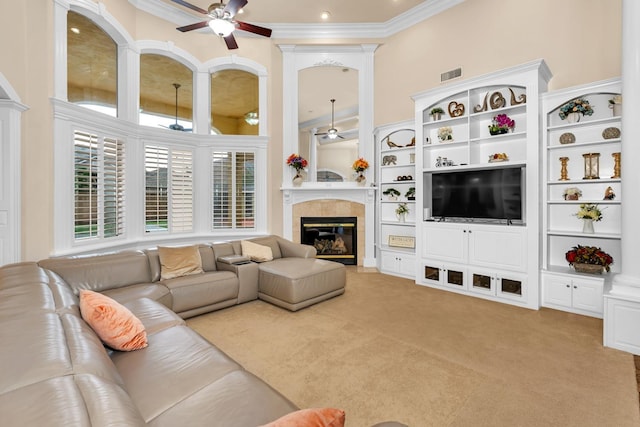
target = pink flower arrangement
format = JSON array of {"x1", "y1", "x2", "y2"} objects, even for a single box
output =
[{"x1": 488, "y1": 114, "x2": 515, "y2": 134}]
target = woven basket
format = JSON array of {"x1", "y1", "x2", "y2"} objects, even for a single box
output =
[{"x1": 573, "y1": 263, "x2": 603, "y2": 274}]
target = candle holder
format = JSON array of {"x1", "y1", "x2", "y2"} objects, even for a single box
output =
[
  {"x1": 582, "y1": 152, "x2": 600, "y2": 179},
  {"x1": 559, "y1": 157, "x2": 569, "y2": 181},
  {"x1": 611, "y1": 152, "x2": 621, "y2": 179}
]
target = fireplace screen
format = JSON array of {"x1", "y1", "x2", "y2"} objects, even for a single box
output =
[{"x1": 300, "y1": 217, "x2": 357, "y2": 265}]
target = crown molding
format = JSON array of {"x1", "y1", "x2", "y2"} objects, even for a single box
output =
[{"x1": 128, "y1": 0, "x2": 465, "y2": 39}]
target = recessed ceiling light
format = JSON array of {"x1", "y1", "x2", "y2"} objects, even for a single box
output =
[
  {"x1": 70, "y1": 27, "x2": 80, "y2": 34},
  {"x1": 321, "y1": 11, "x2": 331, "y2": 20}
]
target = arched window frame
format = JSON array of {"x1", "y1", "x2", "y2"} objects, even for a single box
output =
[{"x1": 52, "y1": 0, "x2": 269, "y2": 256}]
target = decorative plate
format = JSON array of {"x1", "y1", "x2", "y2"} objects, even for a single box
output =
[
  {"x1": 488, "y1": 158, "x2": 508, "y2": 163},
  {"x1": 602, "y1": 127, "x2": 621, "y2": 140},
  {"x1": 559, "y1": 132, "x2": 575, "y2": 144}
]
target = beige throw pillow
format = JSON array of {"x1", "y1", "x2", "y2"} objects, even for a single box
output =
[
  {"x1": 158, "y1": 245, "x2": 204, "y2": 280},
  {"x1": 241, "y1": 240, "x2": 273, "y2": 262}
]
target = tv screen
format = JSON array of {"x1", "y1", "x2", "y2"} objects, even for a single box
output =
[{"x1": 431, "y1": 167, "x2": 523, "y2": 221}]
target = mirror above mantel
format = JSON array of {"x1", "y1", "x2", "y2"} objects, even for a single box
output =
[{"x1": 280, "y1": 44, "x2": 378, "y2": 186}]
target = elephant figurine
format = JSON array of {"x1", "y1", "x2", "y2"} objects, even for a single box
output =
[{"x1": 382, "y1": 155, "x2": 397, "y2": 166}]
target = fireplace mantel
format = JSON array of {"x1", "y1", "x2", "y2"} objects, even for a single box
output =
[{"x1": 281, "y1": 184, "x2": 377, "y2": 267}]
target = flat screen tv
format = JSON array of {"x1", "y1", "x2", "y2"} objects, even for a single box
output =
[{"x1": 430, "y1": 166, "x2": 524, "y2": 223}]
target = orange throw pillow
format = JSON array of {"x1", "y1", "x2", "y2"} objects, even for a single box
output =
[
  {"x1": 260, "y1": 408, "x2": 345, "y2": 427},
  {"x1": 79, "y1": 289, "x2": 148, "y2": 351}
]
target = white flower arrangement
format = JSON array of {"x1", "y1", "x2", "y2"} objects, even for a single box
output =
[
  {"x1": 575, "y1": 203, "x2": 603, "y2": 222},
  {"x1": 437, "y1": 126, "x2": 453, "y2": 141},
  {"x1": 563, "y1": 187, "x2": 582, "y2": 200}
]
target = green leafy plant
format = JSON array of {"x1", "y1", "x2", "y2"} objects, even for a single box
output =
[
  {"x1": 395, "y1": 203, "x2": 409, "y2": 215},
  {"x1": 430, "y1": 107, "x2": 444, "y2": 115},
  {"x1": 383, "y1": 188, "x2": 401, "y2": 196},
  {"x1": 405, "y1": 187, "x2": 415, "y2": 199}
]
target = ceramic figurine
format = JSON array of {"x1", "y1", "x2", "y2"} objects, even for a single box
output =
[{"x1": 603, "y1": 186, "x2": 616, "y2": 200}]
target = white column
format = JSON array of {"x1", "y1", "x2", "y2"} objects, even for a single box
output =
[
  {"x1": 612, "y1": 0, "x2": 640, "y2": 293},
  {"x1": 604, "y1": 0, "x2": 640, "y2": 355}
]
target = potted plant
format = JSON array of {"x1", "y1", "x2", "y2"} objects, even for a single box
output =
[
  {"x1": 565, "y1": 245, "x2": 613, "y2": 273},
  {"x1": 430, "y1": 107, "x2": 444, "y2": 121},
  {"x1": 559, "y1": 98, "x2": 594, "y2": 123},
  {"x1": 395, "y1": 203, "x2": 409, "y2": 222},
  {"x1": 405, "y1": 187, "x2": 416, "y2": 201},
  {"x1": 383, "y1": 188, "x2": 401, "y2": 200},
  {"x1": 609, "y1": 94, "x2": 622, "y2": 116},
  {"x1": 563, "y1": 187, "x2": 582, "y2": 200},
  {"x1": 488, "y1": 114, "x2": 515, "y2": 135}
]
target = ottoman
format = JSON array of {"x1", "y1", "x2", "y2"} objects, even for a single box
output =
[{"x1": 257, "y1": 258, "x2": 346, "y2": 311}]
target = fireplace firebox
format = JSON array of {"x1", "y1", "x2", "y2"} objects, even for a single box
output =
[{"x1": 300, "y1": 217, "x2": 357, "y2": 265}]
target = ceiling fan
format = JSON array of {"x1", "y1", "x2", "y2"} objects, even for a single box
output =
[
  {"x1": 172, "y1": 0, "x2": 272, "y2": 50},
  {"x1": 315, "y1": 99, "x2": 345, "y2": 140},
  {"x1": 160, "y1": 83, "x2": 192, "y2": 132}
]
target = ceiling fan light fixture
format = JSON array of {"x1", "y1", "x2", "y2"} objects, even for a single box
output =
[
  {"x1": 327, "y1": 128, "x2": 338, "y2": 139},
  {"x1": 244, "y1": 111, "x2": 259, "y2": 125},
  {"x1": 209, "y1": 18, "x2": 235, "y2": 37},
  {"x1": 321, "y1": 11, "x2": 331, "y2": 20}
]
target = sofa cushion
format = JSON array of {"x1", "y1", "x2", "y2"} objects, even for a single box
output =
[
  {"x1": 161, "y1": 271, "x2": 239, "y2": 314},
  {"x1": 260, "y1": 408, "x2": 345, "y2": 427},
  {"x1": 258, "y1": 258, "x2": 346, "y2": 305},
  {"x1": 242, "y1": 240, "x2": 274, "y2": 262},
  {"x1": 158, "y1": 245, "x2": 204, "y2": 280},
  {"x1": 248, "y1": 236, "x2": 283, "y2": 259},
  {"x1": 79, "y1": 290, "x2": 148, "y2": 351},
  {"x1": 110, "y1": 325, "x2": 243, "y2": 422},
  {"x1": 38, "y1": 251, "x2": 152, "y2": 294},
  {"x1": 102, "y1": 283, "x2": 172, "y2": 308}
]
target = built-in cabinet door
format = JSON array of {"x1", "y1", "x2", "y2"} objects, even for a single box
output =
[
  {"x1": 572, "y1": 279, "x2": 604, "y2": 314},
  {"x1": 469, "y1": 268, "x2": 495, "y2": 296},
  {"x1": 497, "y1": 272, "x2": 527, "y2": 301},
  {"x1": 380, "y1": 250, "x2": 416, "y2": 279},
  {"x1": 542, "y1": 274, "x2": 572, "y2": 308},
  {"x1": 380, "y1": 251, "x2": 399, "y2": 273},
  {"x1": 397, "y1": 254, "x2": 416, "y2": 276},
  {"x1": 423, "y1": 224, "x2": 466, "y2": 263},
  {"x1": 468, "y1": 226, "x2": 526, "y2": 272}
]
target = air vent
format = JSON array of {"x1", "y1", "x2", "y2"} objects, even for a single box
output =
[{"x1": 441, "y1": 67, "x2": 462, "y2": 83}]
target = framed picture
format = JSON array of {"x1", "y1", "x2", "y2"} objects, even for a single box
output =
[{"x1": 388, "y1": 235, "x2": 415, "y2": 248}]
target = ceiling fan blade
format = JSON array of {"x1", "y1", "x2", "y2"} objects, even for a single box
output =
[
  {"x1": 177, "y1": 20, "x2": 209, "y2": 32},
  {"x1": 224, "y1": 33, "x2": 239, "y2": 49},
  {"x1": 224, "y1": 0, "x2": 248, "y2": 18},
  {"x1": 314, "y1": 132, "x2": 328, "y2": 136},
  {"x1": 236, "y1": 21, "x2": 272, "y2": 38},
  {"x1": 171, "y1": 0, "x2": 209, "y2": 15}
]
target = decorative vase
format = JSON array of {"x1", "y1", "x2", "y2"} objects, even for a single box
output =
[
  {"x1": 573, "y1": 263, "x2": 603, "y2": 274},
  {"x1": 564, "y1": 194, "x2": 580, "y2": 201},
  {"x1": 566, "y1": 112, "x2": 581, "y2": 123},
  {"x1": 292, "y1": 172, "x2": 303, "y2": 187},
  {"x1": 432, "y1": 112, "x2": 442, "y2": 121},
  {"x1": 612, "y1": 104, "x2": 622, "y2": 117},
  {"x1": 582, "y1": 218, "x2": 594, "y2": 234},
  {"x1": 387, "y1": 195, "x2": 398, "y2": 201},
  {"x1": 355, "y1": 172, "x2": 366, "y2": 186},
  {"x1": 397, "y1": 213, "x2": 406, "y2": 223},
  {"x1": 489, "y1": 128, "x2": 509, "y2": 136}
]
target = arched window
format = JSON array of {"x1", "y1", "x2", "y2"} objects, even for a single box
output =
[
  {"x1": 211, "y1": 69, "x2": 258, "y2": 135},
  {"x1": 67, "y1": 11, "x2": 117, "y2": 116},
  {"x1": 140, "y1": 54, "x2": 193, "y2": 132}
]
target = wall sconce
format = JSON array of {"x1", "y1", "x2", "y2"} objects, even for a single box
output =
[
  {"x1": 244, "y1": 111, "x2": 259, "y2": 126},
  {"x1": 582, "y1": 152, "x2": 600, "y2": 179}
]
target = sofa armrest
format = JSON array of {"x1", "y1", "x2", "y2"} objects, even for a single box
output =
[
  {"x1": 216, "y1": 261, "x2": 259, "y2": 303},
  {"x1": 277, "y1": 237, "x2": 317, "y2": 259}
]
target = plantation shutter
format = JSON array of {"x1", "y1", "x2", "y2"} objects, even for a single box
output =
[
  {"x1": 102, "y1": 137, "x2": 125, "y2": 237},
  {"x1": 74, "y1": 131, "x2": 98, "y2": 239},
  {"x1": 212, "y1": 151, "x2": 232, "y2": 229},
  {"x1": 170, "y1": 149, "x2": 193, "y2": 232},
  {"x1": 212, "y1": 151, "x2": 255, "y2": 230},
  {"x1": 235, "y1": 152, "x2": 255, "y2": 229},
  {"x1": 73, "y1": 131, "x2": 125, "y2": 240},
  {"x1": 145, "y1": 145, "x2": 169, "y2": 232}
]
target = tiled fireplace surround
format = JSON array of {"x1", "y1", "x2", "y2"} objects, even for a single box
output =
[{"x1": 281, "y1": 185, "x2": 376, "y2": 267}]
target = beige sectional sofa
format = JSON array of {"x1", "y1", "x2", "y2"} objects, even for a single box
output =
[{"x1": 0, "y1": 236, "x2": 379, "y2": 426}]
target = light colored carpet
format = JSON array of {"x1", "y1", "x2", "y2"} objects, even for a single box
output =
[{"x1": 187, "y1": 268, "x2": 640, "y2": 426}]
